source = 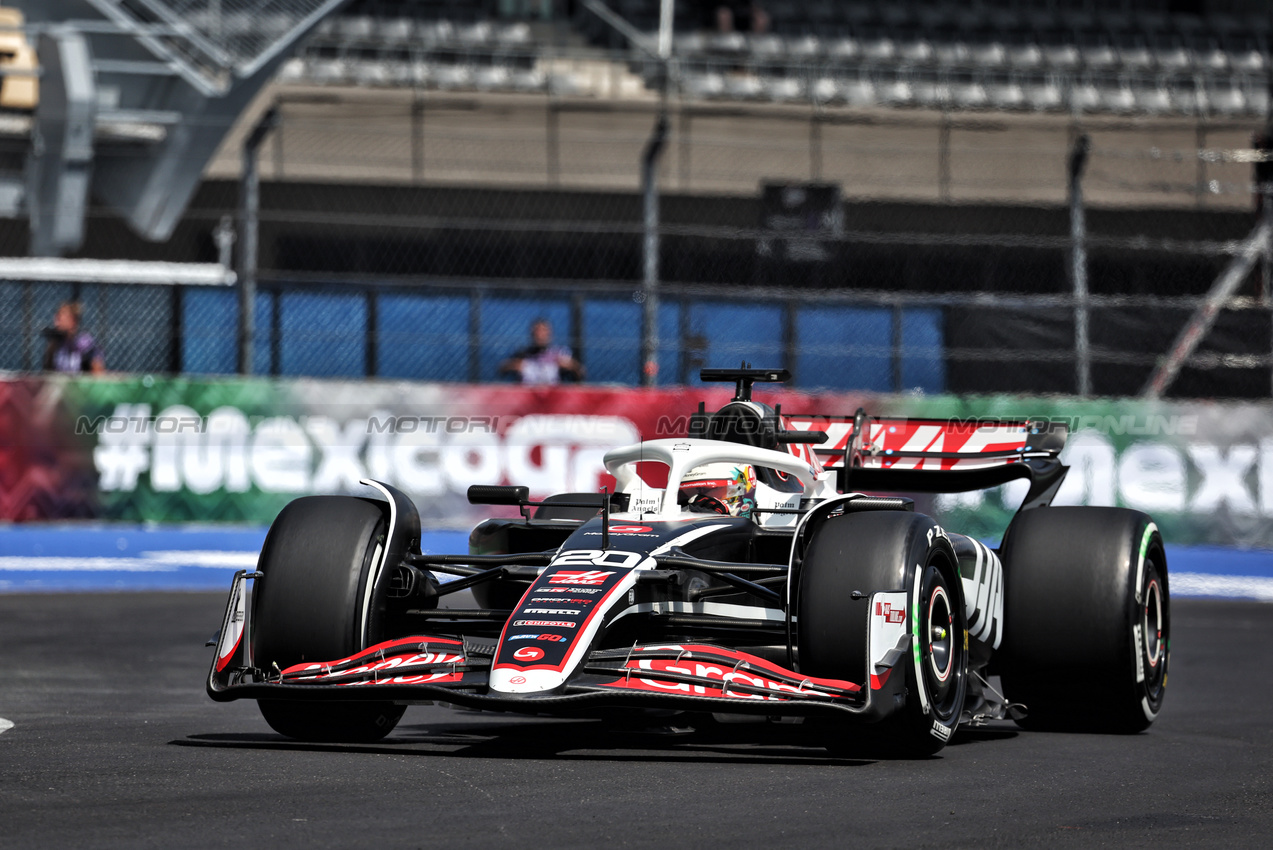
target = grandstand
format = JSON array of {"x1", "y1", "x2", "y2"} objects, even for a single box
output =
[{"x1": 275, "y1": 1, "x2": 1272, "y2": 118}]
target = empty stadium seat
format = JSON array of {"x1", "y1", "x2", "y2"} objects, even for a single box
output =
[
  {"x1": 1069, "y1": 80, "x2": 1101, "y2": 112},
  {"x1": 684, "y1": 71, "x2": 724, "y2": 100},
  {"x1": 809, "y1": 76, "x2": 838, "y2": 104},
  {"x1": 1101, "y1": 81, "x2": 1136, "y2": 114},
  {"x1": 432, "y1": 64, "x2": 473, "y2": 89},
  {"x1": 877, "y1": 77, "x2": 913, "y2": 108},
  {"x1": 950, "y1": 78, "x2": 988, "y2": 110},
  {"x1": 1170, "y1": 80, "x2": 1201, "y2": 115},
  {"x1": 1024, "y1": 77, "x2": 1063, "y2": 112},
  {"x1": 1006, "y1": 42, "x2": 1043, "y2": 69},
  {"x1": 1042, "y1": 44, "x2": 1081, "y2": 70},
  {"x1": 897, "y1": 39, "x2": 934, "y2": 64},
  {"x1": 723, "y1": 74, "x2": 763, "y2": 100},
  {"x1": 860, "y1": 37, "x2": 896, "y2": 63},
  {"x1": 787, "y1": 35, "x2": 821, "y2": 61},
  {"x1": 764, "y1": 77, "x2": 804, "y2": 102},
  {"x1": 826, "y1": 37, "x2": 860, "y2": 62},
  {"x1": 986, "y1": 77, "x2": 1025, "y2": 111},
  {"x1": 1118, "y1": 44, "x2": 1154, "y2": 72},
  {"x1": 1137, "y1": 84, "x2": 1173, "y2": 115}
]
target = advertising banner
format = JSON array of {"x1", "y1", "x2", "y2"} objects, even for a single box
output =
[{"x1": 4, "y1": 374, "x2": 1273, "y2": 548}]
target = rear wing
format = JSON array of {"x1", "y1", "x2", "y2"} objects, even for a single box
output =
[{"x1": 782, "y1": 410, "x2": 1069, "y2": 507}]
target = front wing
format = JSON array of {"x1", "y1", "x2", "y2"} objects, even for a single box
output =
[{"x1": 208, "y1": 572, "x2": 908, "y2": 722}]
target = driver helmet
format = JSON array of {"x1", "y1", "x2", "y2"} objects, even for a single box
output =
[{"x1": 679, "y1": 463, "x2": 757, "y2": 518}]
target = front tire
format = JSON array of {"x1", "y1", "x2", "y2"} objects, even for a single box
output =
[
  {"x1": 797, "y1": 510, "x2": 967, "y2": 757},
  {"x1": 998, "y1": 507, "x2": 1169, "y2": 733},
  {"x1": 252, "y1": 496, "x2": 406, "y2": 742}
]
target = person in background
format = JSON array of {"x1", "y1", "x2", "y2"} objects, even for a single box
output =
[
  {"x1": 42, "y1": 300, "x2": 105, "y2": 374},
  {"x1": 500, "y1": 317, "x2": 583, "y2": 384}
]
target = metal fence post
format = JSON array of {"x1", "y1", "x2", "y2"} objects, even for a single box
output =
[
  {"x1": 641, "y1": 113, "x2": 668, "y2": 386},
  {"x1": 636, "y1": 0, "x2": 675, "y2": 387},
  {"x1": 1264, "y1": 176, "x2": 1273, "y2": 398},
  {"x1": 411, "y1": 92, "x2": 425, "y2": 183},
  {"x1": 1265, "y1": 190, "x2": 1271, "y2": 398},
  {"x1": 1258, "y1": 121, "x2": 1273, "y2": 396},
  {"x1": 238, "y1": 106, "x2": 278, "y2": 376},
  {"x1": 1069, "y1": 133, "x2": 1091, "y2": 398}
]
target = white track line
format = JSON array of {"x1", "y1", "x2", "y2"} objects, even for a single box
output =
[
  {"x1": 0, "y1": 551, "x2": 258, "y2": 572},
  {"x1": 1171, "y1": 572, "x2": 1273, "y2": 602},
  {"x1": 0, "y1": 718, "x2": 13, "y2": 735}
]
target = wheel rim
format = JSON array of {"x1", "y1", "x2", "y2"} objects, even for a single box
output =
[
  {"x1": 1139, "y1": 556, "x2": 1169, "y2": 706},
  {"x1": 1143, "y1": 576, "x2": 1163, "y2": 670},
  {"x1": 927, "y1": 585, "x2": 954, "y2": 683},
  {"x1": 919, "y1": 563, "x2": 964, "y2": 720}
]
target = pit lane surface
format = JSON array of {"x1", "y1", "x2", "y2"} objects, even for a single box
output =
[{"x1": 0, "y1": 594, "x2": 1268, "y2": 849}]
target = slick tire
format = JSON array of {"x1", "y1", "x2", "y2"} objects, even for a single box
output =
[
  {"x1": 252, "y1": 496, "x2": 406, "y2": 743},
  {"x1": 998, "y1": 507, "x2": 1169, "y2": 734},
  {"x1": 797, "y1": 510, "x2": 967, "y2": 758}
]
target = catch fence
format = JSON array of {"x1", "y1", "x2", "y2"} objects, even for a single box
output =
[{"x1": 4, "y1": 89, "x2": 1272, "y2": 399}]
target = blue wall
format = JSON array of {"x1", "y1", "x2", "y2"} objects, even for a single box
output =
[{"x1": 172, "y1": 285, "x2": 947, "y2": 392}]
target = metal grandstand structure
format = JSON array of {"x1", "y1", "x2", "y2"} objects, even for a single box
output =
[{"x1": 5, "y1": 0, "x2": 347, "y2": 256}]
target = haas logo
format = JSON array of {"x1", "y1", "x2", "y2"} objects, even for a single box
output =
[
  {"x1": 513, "y1": 647, "x2": 545, "y2": 662},
  {"x1": 876, "y1": 601, "x2": 905, "y2": 624},
  {"x1": 548, "y1": 570, "x2": 614, "y2": 586}
]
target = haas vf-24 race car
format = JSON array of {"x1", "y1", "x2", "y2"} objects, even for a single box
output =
[{"x1": 208, "y1": 368, "x2": 1168, "y2": 755}]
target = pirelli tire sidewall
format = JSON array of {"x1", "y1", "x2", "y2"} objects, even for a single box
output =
[
  {"x1": 998, "y1": 506, "x2": 1169, "y2": 733},
  {"x1": 251, "y1": 495, "x2": 406, "y2": 743},
  {"x1": 797, "y1": 510, "x2": 967, "y2": 752}
]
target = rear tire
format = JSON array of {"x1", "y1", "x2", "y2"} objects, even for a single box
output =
[
  {"x1": 797, "y1": 511, "x2": 967, "y2": 757},
  {"x1": 998, "y1": 507, "x2": 1169, "y2": 733},
  {"x1": 252, "y1": 496, "x2": 406, "y2": 742}
]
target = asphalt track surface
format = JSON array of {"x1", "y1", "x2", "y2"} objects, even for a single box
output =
[{"x1": 0, "y1": 594, "x2": 1269, "y2": 849}]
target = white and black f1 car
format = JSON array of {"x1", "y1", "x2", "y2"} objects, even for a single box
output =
[{"x1": 208, "y1": 368, "x2": 1169, "y2": 755}]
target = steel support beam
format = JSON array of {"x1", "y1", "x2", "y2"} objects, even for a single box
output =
[
  {"x1": 26, "y1": 28, "x2": 95, "y2": 258},
  {"x1": 1142, "y1": 220, "x2": 1271, "y2": 399}
]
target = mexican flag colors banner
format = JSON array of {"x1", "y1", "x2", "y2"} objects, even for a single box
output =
[{"x1": 3, "y1": 375, "x2": 1271, "y2": 548}]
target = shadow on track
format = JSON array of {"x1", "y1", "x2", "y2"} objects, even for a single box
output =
[
  {"x1": 170, "y1": 716, "x2": 893, "y2": 766},
  {"x1": 172, "y1": 715, "x2": 1020, "y2": 763}
]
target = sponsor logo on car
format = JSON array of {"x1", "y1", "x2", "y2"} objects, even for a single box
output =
[
  {"x1": 513, "y1": 647, "x2": 545, "y2": 662},
  {"x1": 521, "y1": 608, "x2": 581, "y2": 615},
  {"x1": 533, "y1": 587, "x2": 603, "y2": 595},
  {"x1": 514, "y1": 620, "x2": 575, "y2": 628},
  {"x1": 508, "y1": 633, "x2": 567, "y2": 642},
  {"x1": 875, "y1": 601, "x2": 905, "y2": 624},
  {"x1": 608, "y1": 525, "x2": 653, "y2": 533},
  {"x1": 629, "y1": 495, "x2": 661, "y2": 513},
  {"x1": 547, "y1": 570, "x2": 614, "y2": 586},
  {"x1": 931, "y1": 720, "x2": 953, "y2": 742},
  {"x1": 509, "y1": 676, "x2": 527, "y2": 685},
  {"x1": 530, "y1": 597, "x2": 593, "y2": 605}
]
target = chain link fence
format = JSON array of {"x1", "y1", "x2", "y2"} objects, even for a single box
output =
[{"x1": 4, "y1": 85, "x2": 1272, "y2": 398}]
